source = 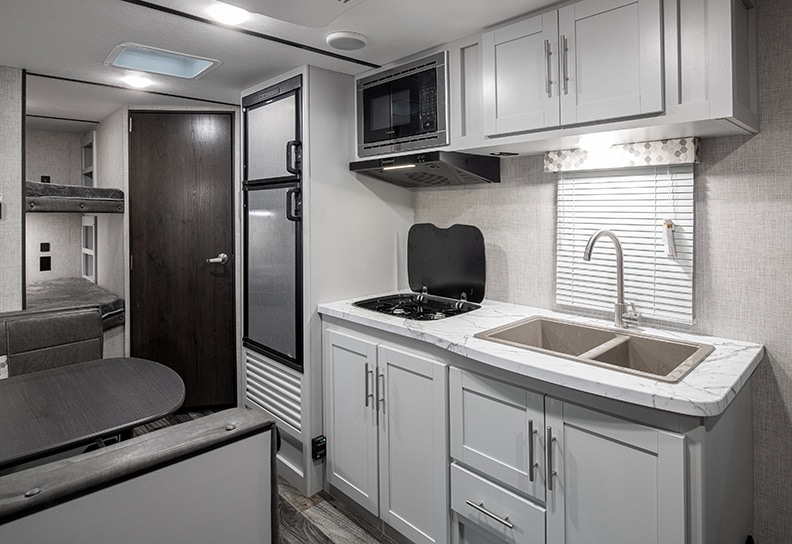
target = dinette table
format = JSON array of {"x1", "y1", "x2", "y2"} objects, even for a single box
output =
[{"x1": 0, "y1": 357, "x2": 185, "y2": 471}]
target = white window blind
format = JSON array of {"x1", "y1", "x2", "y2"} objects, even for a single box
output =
[{"x1": 557, "y1": 165, "x2": 694, "y2": 324}]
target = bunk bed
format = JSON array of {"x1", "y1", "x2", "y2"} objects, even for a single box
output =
[
  {"x1": 24, "y1": 181, "x2": 125, "y2": 328},
  {"x1": 26, "y1": 181, "x2": 124, "y2": 213}
]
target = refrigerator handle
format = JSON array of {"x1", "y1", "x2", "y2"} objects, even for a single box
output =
[
  {"x1": 286, "y1": 188, "x2": 302, "y2": 222},
  {"x1": 286, "y1": 140, "x2": 302, "y2": 175}
]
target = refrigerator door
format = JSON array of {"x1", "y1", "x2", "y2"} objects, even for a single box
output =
[
  {"x1": 245, "y1": 81, "x2": 300, "y2": 183},
  {"x1": 244, "y1": 185, "x2": 302, "y2": 367}
]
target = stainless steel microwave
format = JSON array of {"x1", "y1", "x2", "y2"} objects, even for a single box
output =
[{"x1": 356, "y1": 51, "x2": 448, "y2": 157}]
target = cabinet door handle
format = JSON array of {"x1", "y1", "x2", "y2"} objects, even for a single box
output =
[
  {"x1": 544, "y1": 39, "x2": 553, "y2": 98},
  {"x1": 376, "y1": 372, "x2": 385, "y2": 413},
  {"x1": 528, "y1": 419, "x2": 535, "y2": 482},
  {"x1": 546, "y1": 426, "x2": 555, "y2": 491},
  {"x1": 465, "y1": 500, "x2": 514, "y2": 529},
  {"x1": 560, "y1": 34, "x2": 569, "y2": 95},
  {"x1": 364, "y1": 363, "x2": 374, "y2": 407}
]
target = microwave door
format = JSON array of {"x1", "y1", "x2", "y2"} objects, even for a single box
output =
[
  {"x1": 362, "y1": 82, "x2": 396, "y2": 144},
  {"x1": 389, "y1": 75, "x2": 425, "y2": 137}
]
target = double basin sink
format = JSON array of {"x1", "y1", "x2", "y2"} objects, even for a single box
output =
[{"x1": 474, "y1": 316, "x2": 714, "y2": 382}]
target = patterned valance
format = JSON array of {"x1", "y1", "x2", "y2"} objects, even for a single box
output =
[{"x1": 544, "y1": 137, "x2": 700, "y2": 173}]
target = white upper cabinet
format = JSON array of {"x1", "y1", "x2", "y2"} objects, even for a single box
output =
[
  {"x1": 482, "y1": 0, "x2": 663, "y2": 138},
  {"x1": 558, "y1": 0, "x2": 663, "y2": 126},
  {"x1": 441, "y1": 0, "x2": 758, "y2": 154},
  {"x1": 482, "y1": 12, "x2": 560, "y2": 135}
]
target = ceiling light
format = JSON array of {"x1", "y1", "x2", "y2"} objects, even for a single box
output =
[
  {"x1": 207, "y1": 2, "x2": 251, "y2": 25},
  {"x1": 106, "y1": 43, "x2": 221, "y2": 80},
  {"x1": 123, "y1": 74, "x2": 153, "y2": 89},
  {"x1": 326, "y1": 32, "x2": 368, "y2": 51}
]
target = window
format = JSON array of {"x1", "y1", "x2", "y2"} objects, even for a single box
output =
[
  {"x1": 82, "y1": 215, "x2": 96, "y2": 283},
  {"x1": 556, "y1": 165, "x2": 694, "y2": 324}
]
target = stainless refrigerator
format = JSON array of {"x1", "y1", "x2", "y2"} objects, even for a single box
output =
[{"x1": 243, "y1": 75, "x2": 303, "y2": 372}]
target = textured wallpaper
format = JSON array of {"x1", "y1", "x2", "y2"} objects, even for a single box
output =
[
  {"x1": 25, "y1": 128, "x2": 82, "y2": 185},
  {"x1": 695, "y1": 0, "x2": 792, "y2": 540},
  {"x1": 24, "y1": 213, "x2": 82, "y2": 283},
  {"x1": 417, "y1": 0, "x2": 792, "y2": 540},
  {"x1": 0, "y1": 66, "x2": 23, "y2": 312}
]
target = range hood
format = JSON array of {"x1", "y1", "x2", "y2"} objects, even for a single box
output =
[{"x1": 349, "y1": 151, "x2": 501, "y2": 188}]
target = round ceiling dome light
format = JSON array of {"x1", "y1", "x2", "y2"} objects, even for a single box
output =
[{"x1": 326, "y1": 31, "x2": 368, "y2": 51}]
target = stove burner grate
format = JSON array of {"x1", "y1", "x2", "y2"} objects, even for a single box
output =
[{"x1": 354, "y1": 293, "x2": 480, "y2": 321}]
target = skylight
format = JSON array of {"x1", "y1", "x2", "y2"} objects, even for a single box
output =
[{"x1": 105, "y1": 43, "x2": 220, "y2": 80}]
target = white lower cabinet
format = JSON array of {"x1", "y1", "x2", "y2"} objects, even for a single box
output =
[
  {"x1": 545, "y1": 398, "x2": 686, "y2": 544},
  {"x1": 450, "y1": 368, "x2": 686, "y2": 544},
  {"x1": 324, "y1": 329, "x2": 448, "y2": 544}
]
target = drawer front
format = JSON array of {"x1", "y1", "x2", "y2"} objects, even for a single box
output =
[
  {"x1": 451, "y1": 463, "x2": 545, "y2": 544},
  {"x1": 450, "y1": 368, "x2": 546, "y2": 499}
]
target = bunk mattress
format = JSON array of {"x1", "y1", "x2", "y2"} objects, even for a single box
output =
[{"x1": 26, "y1": 278, "x2": 125, "y2": 330}]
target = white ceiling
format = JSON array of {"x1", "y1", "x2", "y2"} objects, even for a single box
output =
[{"x1": 1, "y1": 0, "x2": 553, "y2": 131}]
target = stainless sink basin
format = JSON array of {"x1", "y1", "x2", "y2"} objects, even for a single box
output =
[{"x1": 474, "y1": 316, "x2": 714, "y2": 382}]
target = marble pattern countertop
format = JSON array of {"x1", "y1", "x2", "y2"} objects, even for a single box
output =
[{"x1": 318, "y1": 297, "x2": 765, "y2": 417}]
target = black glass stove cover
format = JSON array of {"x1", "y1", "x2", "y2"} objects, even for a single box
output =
[{"x1": 353, "y1": 293, "x2": 480, "y2": 321}]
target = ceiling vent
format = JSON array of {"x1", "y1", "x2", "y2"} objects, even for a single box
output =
[{"x1": 105, "y1": 43, "x2": 220, "y2": 80}]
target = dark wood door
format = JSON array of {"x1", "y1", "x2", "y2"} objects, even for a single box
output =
[{"x1": 129, "y1": 112, "x2": 235, "y2": 408}]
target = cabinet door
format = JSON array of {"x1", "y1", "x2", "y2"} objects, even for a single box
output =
[
  {"x1": 378, "y1": 346, "x2": 448, "y2": 544},
  {"x1": 482, "y1": 12, "x2": 560, "y2": 136},
  {"x1": 450, "y1": 368, "x2": 546, "y2": 501},
  {"x1": 559, "y1": 0, "x2": 663, "y2": 126},
  {"x1": 324, "y1": 330, "x2": 379, "y2": 516},
  {"x1": 545, "y1": 398, "x2": 686, "y2": 544}
]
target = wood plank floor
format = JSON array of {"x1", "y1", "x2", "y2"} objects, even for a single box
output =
[{"x1": 134, "y1": 410, "x2": 396, "y2": 544}]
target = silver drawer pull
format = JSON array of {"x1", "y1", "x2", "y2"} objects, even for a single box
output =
[{"x1": 465, "y1": 500, "x2": 514, "y2": 529}]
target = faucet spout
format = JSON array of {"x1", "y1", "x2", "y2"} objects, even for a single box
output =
[
  {"x1": 582, "y1": 229, "x2": 640, "y2": 328},
  {"x1": 583, "y1": 229, "x2": 624, "y2": 306}
]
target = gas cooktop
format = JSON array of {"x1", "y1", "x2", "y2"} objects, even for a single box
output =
[{"x1": 353, "y1": 293, "x2": 480, "y2": 321}]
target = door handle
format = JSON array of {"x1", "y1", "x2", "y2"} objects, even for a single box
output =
[
  {"x1": 286, "y1": 188, "x2": 301, "y2": 222},
  {"x1": 560, "y1": 34, "x2": 569, "y2": 95},
  {"x1": 286, "y1": 140, "x2": 302, "y2": 175},
  {"x1": 206, "y1": 253, "x2": 228, "y2": 264},
  {"x1": 544, "y1": 39, "x2": 553, "y2": 98},
  {"x1": 528, "y1": 419, "x2": 535, "y2": 482},
  {"x1": 547, "y1": 426, "x2": 556, "y2": 491}
]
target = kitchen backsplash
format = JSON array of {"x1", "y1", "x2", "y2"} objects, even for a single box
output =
[{"x1": 414, "y1": 154, "x2": 557, "y2": 310}]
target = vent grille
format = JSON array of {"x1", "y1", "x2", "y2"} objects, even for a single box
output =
[
  {"x1": 245, "y1": 350, "x2": 302, "y2": 432},
  {"x1": 453, "y1": 168, "x2": 486, "y2": 185},
  {"x1": 405, "y1": 172, "x2": 451, "y2": 186}
]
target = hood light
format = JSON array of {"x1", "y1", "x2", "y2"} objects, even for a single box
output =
[{"x1": 382, "y1": 164, "x2": 416, "y2": 171}]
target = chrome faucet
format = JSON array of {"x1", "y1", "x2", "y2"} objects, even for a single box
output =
[{"x1": 583, "y1": 229, "x2": 642, "y2": 328}]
